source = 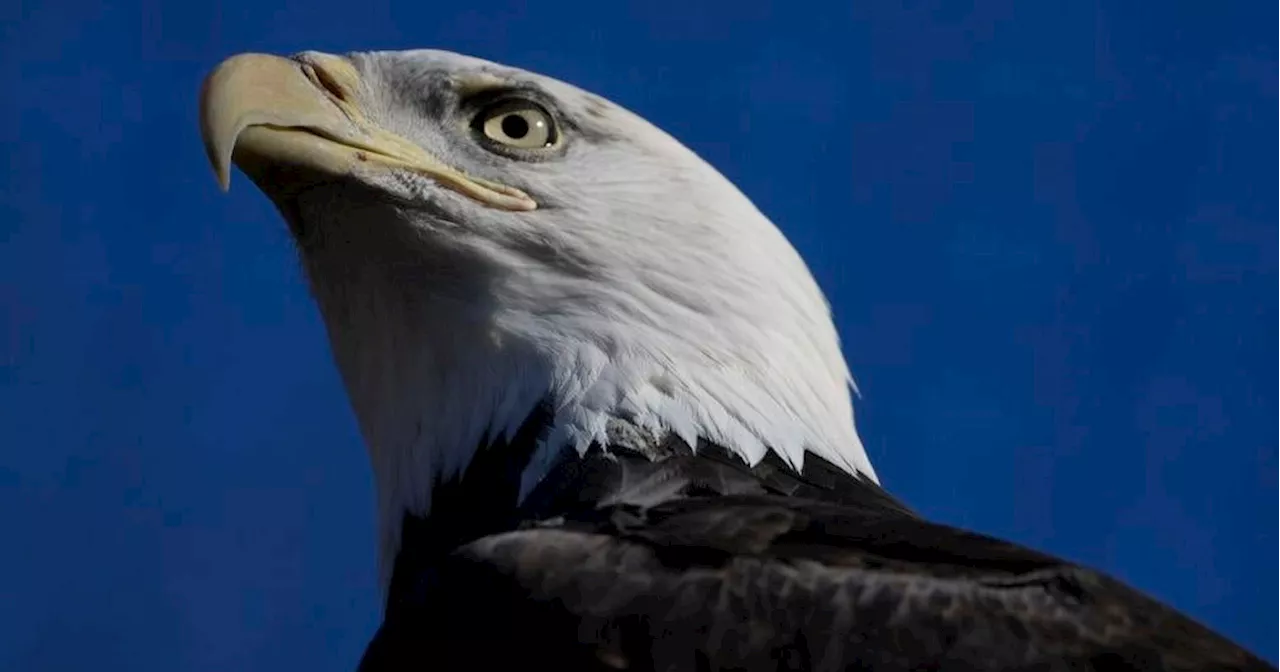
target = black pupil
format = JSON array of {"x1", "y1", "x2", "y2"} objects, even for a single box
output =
[{"x1": 501, "y1": 114, "x2": 530, "y2": 139}]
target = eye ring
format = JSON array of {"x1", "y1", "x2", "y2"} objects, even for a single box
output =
[{"x1": 471, "y1": 98, "x2": 561, "y2": 156}]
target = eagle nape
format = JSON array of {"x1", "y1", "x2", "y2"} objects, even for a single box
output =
[{"x1": 197, "y1": 49, "x2": 1273, "y2": 672}]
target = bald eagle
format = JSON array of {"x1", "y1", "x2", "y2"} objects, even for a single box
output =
[{"x1": 199, "y1": 50, "x2": 1269, "y2": 672}]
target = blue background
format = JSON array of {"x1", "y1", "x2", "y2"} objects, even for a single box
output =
[{"x1": 2, "y1": 1, "x2": 1275, "y2": 669}]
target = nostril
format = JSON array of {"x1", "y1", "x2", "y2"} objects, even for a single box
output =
[{"x1": 301, "y1": 62, "x2": 347, "y2": 103}]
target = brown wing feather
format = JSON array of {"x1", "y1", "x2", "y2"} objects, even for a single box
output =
[
  {"x1": 364, "y1": 493, "x2": 1270, "y2": 671},
  {"x1": 360, "y1": 433, "x2": 1272, "y2": 672}
]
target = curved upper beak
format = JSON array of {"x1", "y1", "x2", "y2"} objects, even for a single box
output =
[{"x1": 198, "y1": 52, "x2": 537, "y2": 211}]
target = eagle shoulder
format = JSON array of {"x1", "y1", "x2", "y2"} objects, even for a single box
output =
[{"x1": 363, "y1": 489, "x2": 1269, "y2": 672}]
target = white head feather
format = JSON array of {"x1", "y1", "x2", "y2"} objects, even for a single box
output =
[{"x1": 267, "y1": 49, "x2": 875, "y2": 581}]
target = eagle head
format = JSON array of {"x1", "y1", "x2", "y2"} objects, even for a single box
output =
[{"x1": 199, "y1": 49, "x2": 873, "y2": 571}]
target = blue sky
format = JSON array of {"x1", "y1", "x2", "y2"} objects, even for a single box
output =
[{"x1": 2, "y1": 0, "x2": 1275, "y2": 669}]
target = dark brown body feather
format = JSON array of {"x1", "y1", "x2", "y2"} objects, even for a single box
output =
[{"x1": 359, "y1": 412, "x2": 1271, "y2": 672}]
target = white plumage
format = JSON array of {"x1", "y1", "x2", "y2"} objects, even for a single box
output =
[{"x1": 280, "y1": 50, "x2": 875, "y2": 580}]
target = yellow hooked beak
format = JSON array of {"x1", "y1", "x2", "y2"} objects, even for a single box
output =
[{"x1": 198, "y1": 52, "x2": 537, "y2": 211}]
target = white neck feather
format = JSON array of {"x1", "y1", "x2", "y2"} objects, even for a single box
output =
[{"x1": 290, "y1": 128, "x2": 876, "y2": 590}]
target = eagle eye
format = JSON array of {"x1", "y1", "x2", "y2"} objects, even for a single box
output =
[{"x1": 473, "y1": 98, "x2": 559, "y2": 154}]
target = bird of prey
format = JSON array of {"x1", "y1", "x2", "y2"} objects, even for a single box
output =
[{"x1": 198, "y1": 49, "x2": 1270, "y2": 672}]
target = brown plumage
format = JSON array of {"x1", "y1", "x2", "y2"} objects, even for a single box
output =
[{"x1": 360, "y1": 415, "x2": 1271, "y2": 672}]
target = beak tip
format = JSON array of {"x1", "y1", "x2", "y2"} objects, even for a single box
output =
[{"x1": 205, "y1": 149, "x2": 232, "y2": 192}]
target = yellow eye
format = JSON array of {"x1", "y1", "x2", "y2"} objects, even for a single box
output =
[{"x1": 477, "y1": 100, "x2": 558, "y2": 150}]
